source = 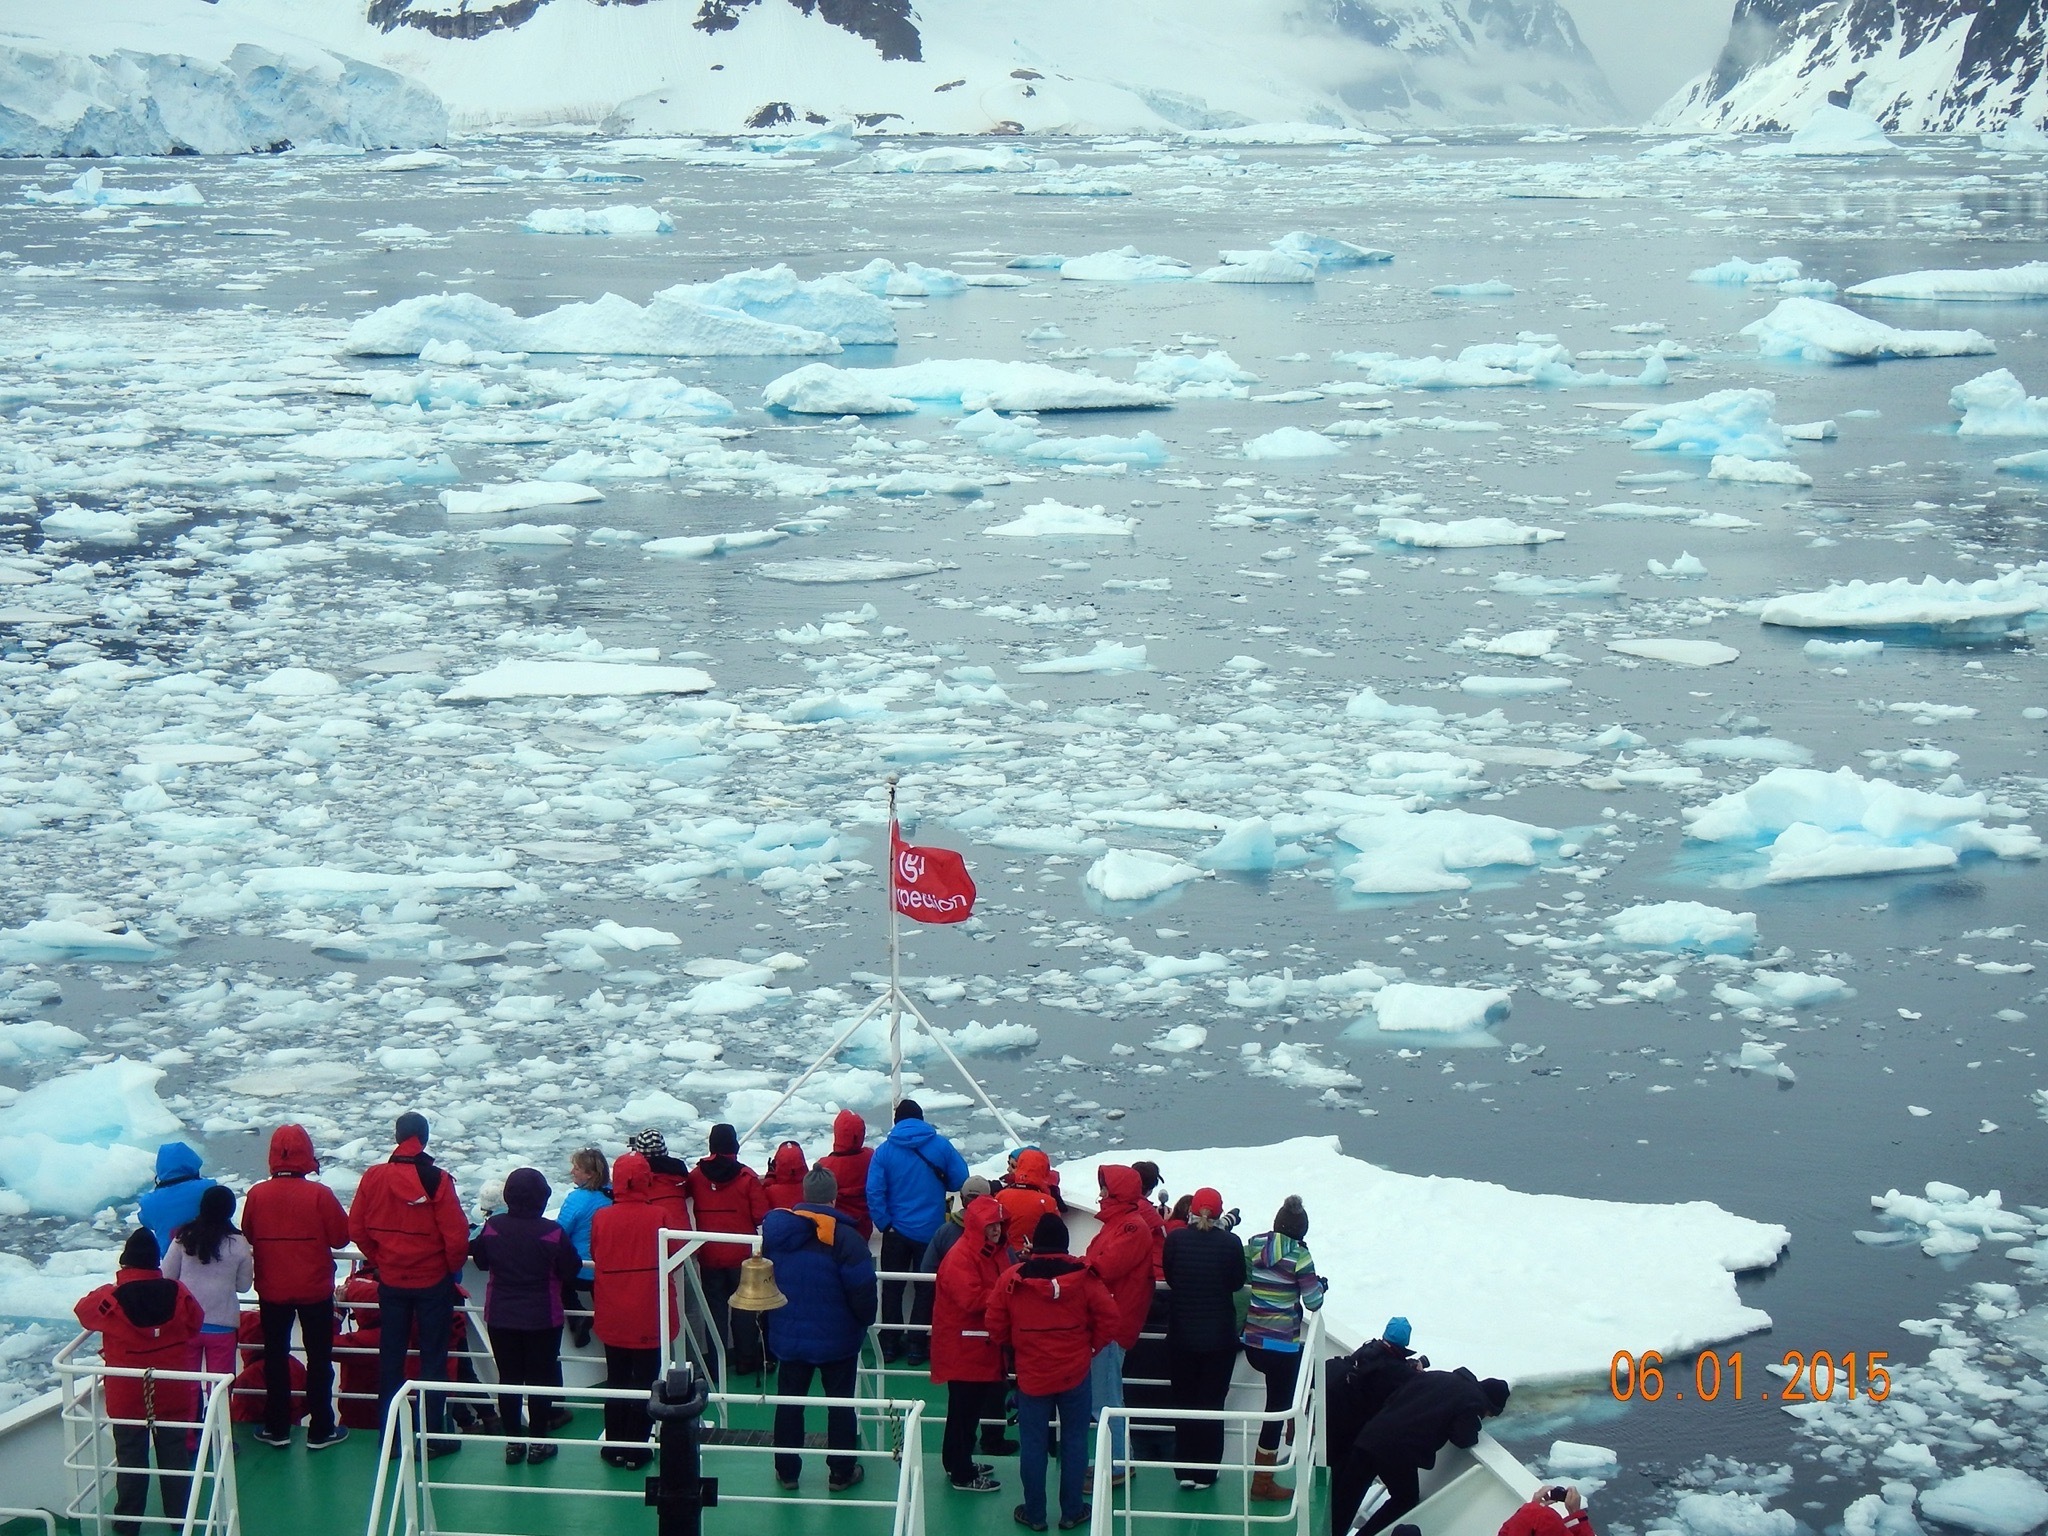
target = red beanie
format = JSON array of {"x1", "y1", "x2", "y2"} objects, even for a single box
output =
[{"x1": 1190, "y1": 1187, "x2": 1224, "y2": 1219}]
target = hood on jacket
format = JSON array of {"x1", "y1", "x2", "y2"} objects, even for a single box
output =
[
  {"x1": 268, "y1": 1124, "x2": 318, "y2": 1176},
  {"x1": 613, "y1": 1152, "x2": 654, "y2": 1202},
  {"x1": 886, "y1": 1117, "x2": 942, "y2": 1152},
  {"x1": 1011, "y1": 1148, "x2": 1054, "y2": 1191},
  {"x1": 112, "y1": 1268, "x2": 182, "y2": 1328},
  {"x1": 963, "y1": 1195, "x2": 1006, "y2": 1250},
  {"x1": 1015, "y1": 1251, "x2": 1088, "y2": 1288},
  {"x1": 831, "y1": 1108, "x2": 866, "y2": 1155},
  {"x1": 505, "y1": 1167, "x2": 550, "y2": 1216},
  {"x1": 393, "y1": 1137, "x2": 427, "y2": 1162},
  {"x1": 768, "y1": 1142, "x2": 809, "y2": 1182},
  {"x1": 695, "y1": 1154, "x2": 744, "y2": 1186},
  {"x1": 1096, "y1": 1164, "x2": 1142, "y2": 1207},
  {"x1": 794, "y1": 1204, "x2": 839, "y2": 1247},
  {"x1": 154, "y1": 1142, "x2": 202, "y2": 1184}
]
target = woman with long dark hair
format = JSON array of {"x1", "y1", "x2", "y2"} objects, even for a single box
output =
[{"x1": 164, "y1": 1184, "x2": 253, "y2": 1383}]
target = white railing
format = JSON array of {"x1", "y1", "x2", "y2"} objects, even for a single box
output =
[
  {"x1": 363, "y1": 1376, "x2": 925, "y2": 1536},
  {"x1": 654, "y1": 1227, "x2": 759, "y2": 1405},
  {"x1": 53, "y1": 1336, "x2": 239, "y2": 1536},
  {"x1": 1090, "y1": 1311, "x2": 1325, "y2": 1536}
]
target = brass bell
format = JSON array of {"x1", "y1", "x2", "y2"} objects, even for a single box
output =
[{"x1": 729, "y1": 1254, "x2": 788, "y2": 1312}]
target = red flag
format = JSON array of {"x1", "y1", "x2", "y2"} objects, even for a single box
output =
[{"x1": 890, "y1": 821, "x2": 976, "y2": 924}]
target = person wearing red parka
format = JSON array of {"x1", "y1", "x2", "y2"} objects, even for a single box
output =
[
  {"x1": 241, "y1": 1124, "x2": 350, "y2": 1449},
  {"x1": 930, "y1": 1195, "x2": 1008, "y2": 1493},
  {"x1": 75, "y1": 1230, "x2": 206, "y2": 1536},
  {"x1": 987, "y1": 1215, "x2": 1118, "y2": 1533},
  {"x1": 590, "y1": 1152, "x2": 668, "y2": 1468},
  {"x1": 1083, "y1": 1164, "x2": 1155, "y2": 1484},
  {"x1": 685, "y1": 1123, "x2": 769, "y2": 1377},
  {"x1": 763, "y1": 1141, "x2": 809, "y2": 1211},
  {"x1": 815, "y1": 1108, "x2": 873, "y2": 1238}
]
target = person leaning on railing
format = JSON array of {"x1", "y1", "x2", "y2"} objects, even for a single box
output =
[{"x1": 73, "y1": 1230, "x2": 205, "y2": 1536}]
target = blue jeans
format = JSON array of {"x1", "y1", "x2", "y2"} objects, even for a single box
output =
[
  {"x1": 1089, "y1": 1342, "x2": 1126, "y2": 1472},
  {"x1": 1018, "y1": 1378, "x2": 1092, "y2": 1527}
]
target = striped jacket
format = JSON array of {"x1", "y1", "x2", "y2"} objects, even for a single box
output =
[{"x1": 1240, "y1": 1231, "x2": 1326, "y2": 1351}]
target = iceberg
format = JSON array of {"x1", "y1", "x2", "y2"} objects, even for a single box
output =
[
  {"x1": 1690, "y1": 257, "x2": 1806, "y2": 286},
  {"x1": 1062, "y1": 1136, "x2": 1787, "y2": 1380},
  {"x1": 441, "y1": 661, "x2": 714, "y2": 701},
  {"x1": 1013, "y1": 431, "x2": 1170, "y2": 467},
  {"x1": 1741, "y1": 298, "x2": 1995, "y2": 365},
  {"x1": 762, "y1": 360, "x2": 1170, "y2": 415},
  {"x1": 1197, "y1": 250, "x2": 1317, "y2": 284},
  {"x1": 1244, "y1": 427, "x2": 1343, "y2": 459},
  {"x1": 1272, "y1": 232, "x2": 1394, "y2": 270},
  {"x1": 24, "y1": 169, "x2": 202, "y2": 207},
  {"x1": 1380, "y1": 516, "x2": 1562, "y2": 548},
  {"x1": 1431, "y1": 280, "x2": 1517, "y2": 297},
  {"x1": 983, "y1": 501, "x2": 1135, "y2": 538},
  {"x1": 441, "y1": 481, "x2": 602, "y2": 517},
  {"x1": 1060, "y1": 248, "x2": 1194, "y2": 282},
  {"x1": 521, "y1": 205, "x2": 674, "y2": 235},
  {"x1": 346, "y1": 291, "x2": 840, "y2": 358},
  {"x1": 1759, "y1": 573, "x2": 2048, "y2": 634},
  {"x1": 1917, "y1": 1470, "x2": 2048, "y2": 1536},
  {"x1": 0, "y1": 1059, "x2": 180, "y2": 1217},
  {"x1": 661, "y1": 265, "x2": 897, "y2": 345},
  {"x1": 1748, "y1": 105, "x2": 1899, "y2": 157},
  {"x1": 1608, "y1": 638, "x2": 1739, "y2": 666},
  {"x1": 1604, "y1": 902, "x2": 1758, "y2": 953},
  {"x1": 1017, "y1": 641, "x2": 1149, "y2": 675},
  {"x1": 1335, "y1": 808, "x2": 1557, "y2": 894},
  {"x1": 1950, "y1": 370, "x2": 2048, "y2": 436},
  {"x1": 1710, "y1": 456, "x2": 1811, "y2": 486},
  {"x1": 1622, "y1": 389, "x2": 1787, "y2": 459},
  {"x1": 1849, "y1": 263, "x2": 2048, "y2": 303},
  {"x1": 1085, "y1": 848, "x2": 1204, "y2": 902},
  {"x1": 1372, "y1": 982, "x2": 1511, "y2": 1034},
  {"x1": 835, "y1": 145, "x2": 1038, "y2": 174},
  {"x1": 831, "y1": 259, "x2": 967, "y2": 298},
  {"x1": 1132, "y1": 351, "x2": 1257, "y2": 399}
]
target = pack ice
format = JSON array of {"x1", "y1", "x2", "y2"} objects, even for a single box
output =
[
  {"x1": 1062, "y1": 1137, "x2": 1787, "y2": 1384},
  {"x1": 345, "y1": 291, "x2": 850, "y2": 358},
  {"x1": 762, "y1": 360, "x2": 1171, "y2": 414}
]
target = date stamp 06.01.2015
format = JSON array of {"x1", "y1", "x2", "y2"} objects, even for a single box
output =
[{"x1": 1610, "y1": 1350, "x2": 1892, "y2": 1403}]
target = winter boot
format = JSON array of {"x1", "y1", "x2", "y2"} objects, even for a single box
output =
[{"x1": 1250, "y1": 1447, "x2": 1292, "y2": 1503}]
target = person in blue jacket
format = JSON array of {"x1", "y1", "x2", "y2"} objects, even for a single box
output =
[
  {"x1": 764, "y1": 1167, "x2": 879, "y2": 1493},
  {"x1": 864, "y1": 1099, "x2": 967, "y2": 1365},
  {"x1": 556, "y1": 1147, "x2": 611, "y2": 1349},
  {"x1": 139, "y1": 1143, "x2": 219, "y2": 1256}
]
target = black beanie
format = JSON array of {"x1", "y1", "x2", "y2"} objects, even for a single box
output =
[
  {"x1": 1481, "y1": 1378, "x2": 1511, "y2": 1414},
  {"x1": 894, "y1": 1099, "x2": 924, "y2": 1123},
  {"x1": 395, "y1": 1111, "x2": 429, "y2": 1146},
  {"x1": 120, "y1": 1229, "x2": 160, "y2": 1269},
  {"x1": 708, "y1": 1123, "x2": 739, "y2": 1156},
  {"x1": 1033, "y1": 1213, "x2": 1069, "y2": 1254},
  {"x1": 1274, "y1": 1195, "x2": 1308, "y2": 1240}
]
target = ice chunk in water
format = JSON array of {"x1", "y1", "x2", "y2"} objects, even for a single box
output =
[
  {"x1": 1604, "y1": 902, "x2": 1758, "y2": 953},
  {"x1": 1086, "y1": 849, "x2": 1204, "y2": 902},
  {"x1": 763, "y1": 359, "x2": 1170, "y2": 414},
  {"x1": 1759, "y1": 573, "x2": 2048, "y2": 634},
  {"x1": 1741, "y1": 298, "x2": 1994, "y2": 365},
  {"x1": 522, "y1": 205, "x2": 673, "y2": 236},
  {"x1": 1950, "y1": 370, "x2": 2048, "y2": 436},
  {"x1": 1918, "y1": 1469, "x2": 2048, "y2": 1536},
  {"x1": 1244, "y1": 427, "x2": 1343, "y2": 459},
  {"x1": 1373, "y1": 982, "x2": 1510, "y2": 1034},
  {"x1": 983, "y1": 501, "x2": 1135, "y2": 538},
  {"x1": 440, "y1": 661, "x2": 713, "y2": 700},
  {"x1": 1850, "y1": 262, "x2": 2048, "y2": 303},
  {"x1": 1381, "y1": 516, "x2": 1562, "y2": 547},
  {"x1": 0, "y1": 1059, "x2": 181, "y2": 1216}
]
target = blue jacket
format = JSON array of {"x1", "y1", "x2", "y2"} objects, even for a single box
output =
[
  {"x1": 139, "y1": 1143, "x2": 218, "y2": 1256},
  {"x1": 864, "y1": 1119, "x2": 967, "y2": 1244},
  {"x1": 761, "y1": 1203, "x2": 877, "y2": 1365},
  {"x1": 557, "y1": 1186, "x2": 611, "y2": 1280}
]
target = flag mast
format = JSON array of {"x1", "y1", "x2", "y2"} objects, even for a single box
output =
[{"x1": 886, "y1": 771, "x2": 904, "y2": 1111}]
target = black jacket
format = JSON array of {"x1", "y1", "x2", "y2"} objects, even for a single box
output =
[
  {"x1": 1354, "y1": 1366, "x2": 1501, "y2": 1469},
  {"x1": 1160, "y1": 1224, "x2": 1244, "y2": 1353},
  {"x1": 1326, "y1": 1340, "x2": 1420, "y2": 1460}
]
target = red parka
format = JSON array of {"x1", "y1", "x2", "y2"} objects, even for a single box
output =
[
  {"x1": 815, "y1": 1109, "x2": 873, "y2": 1238},
  {"x1": 242, "y1": 1125, "x2": 350, "y2": 1304},
  {"x1": 929, "y1": 1196, "x2": 1007, "y2": 1385},
  {"x1": 346, "y1": 1138, "x2": 467, "y2": 1290},
  {"x1": 995, "y1": 1149, "x2": 1060, "y2": 1245},
  {"x1": 592, "y1": 1154, "x2": 675, "y2": 1350},
  {"x1": 685, "y1": 1155, "x2": 768, "y2": 1271},
  {"x1": 644, "y1": 1155, "x2": 692, "y2": 1226},
  {"x1": 74, "y1": 1268, "x2": 205, "y2": 1422},
  {"x1": 1084, "y1": 1165, "x2": 1156, "y2": 1351},
  {"x1": 763, "y1": 1142, "x2": 809, "y2": 1211},
  {"x1": 986, "y1": 1252, "x2": 1118, "y2": 1397}
]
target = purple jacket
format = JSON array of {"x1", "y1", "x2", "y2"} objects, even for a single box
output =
[{"x1": 470, "y1": 1169, "x2": 581, "y2": 1330}]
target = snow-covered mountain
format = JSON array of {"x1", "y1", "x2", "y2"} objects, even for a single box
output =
[
  {"x1": 0, "y1": 0, "x2": 1622, "y2": 154},
  {"x1": 1655, "y1": 0, "x2": 2048, "y2": 134}
]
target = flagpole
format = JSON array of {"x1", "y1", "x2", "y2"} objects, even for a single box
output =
[{"x1": 886, "y1": 772, "x2": 903, "y2": 1113}]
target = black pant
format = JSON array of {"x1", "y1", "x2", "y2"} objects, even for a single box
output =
[
  {"x1": 698, "y1": 1265, "x2": 763, "y2": 1375},
  {"x1": 602, "y1": 1345, "x2": 659, "y2": 1464},
  {"x1": 260, "y1": 1299, "x2": 335, "y2": 1439},
  {"x1": 773, "y1": 1355, "x2": 858, "y2": 1483},
  {"x1": 487, "y1": 1325, "x2": 562, "y2": 1436},
  {"x1": 376, "y1": 1278, "x2": 455, "y2": 1438},
  {"x1": 942, "y1": 1378, "x2": 1000, "y2": 1482},
  {"x1": 1168, "y1": 1346, "x2": 1237, "y2": 1485},
  {"x1": 1334, "y1": 1449, "x2": 1420, "y2": 1536},
  {"x1": 878, "y1": 1229, "x2": 932, "y2": 1359},
  {"x1": 1244, "y1": 1345, "x2": 1301, "y2": 1452},
  {"x1": 112, "y1": 1423, "x2": 192, "y2": 1536}
]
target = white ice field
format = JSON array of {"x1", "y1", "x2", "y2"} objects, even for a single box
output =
[{"x1": 2, "y1": 121, "x2": 2048, "y2": 1534}]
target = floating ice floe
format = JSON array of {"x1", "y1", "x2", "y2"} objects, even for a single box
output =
[
  {"x1": 1690, "y1": 256, "x2": 1807, "y2": 286},
  {"x1": 1335, "y1": 808, "x2": 1558, "y2": 894},
  {"x1": 1759, "y1": 572, "x2": 2048, "y2": 635},
  {"x1": 641, "y1": 530, "x2": 788, "y2": 559},
  {"x1": 762, "y1": 359, "x2": 1170, "y2": 414},
  {"x1": 984, "y1": 501, "x2": 1135, "y2": 538},
  {"x1": 346, "y1": 290, "x2": 841, "y2": 358},
  {"x1": 1747, "y1": 106, "x2": 1899, "y2": 157},
  {"x1": 246, "y1": 666, "x2": 342, "y2": 697},
  {"x1": 1608, "y1": 638, "x2": 1740, "y2": 666},
  {"x1": 1061, "y1": 1136, "x2": 1788, "y2": 1379},
  {"x1": 0, "y1": 919, "x2": 160, "y2": 963},
  {"x1": 1381, "y1": 515, "x2": 1563, "y2": 548},
  {"x1": 440, "y1": 660, "x2": 714, "y2": 701},
  {"x1": 521, "y1": 205, "x2": 673, "y2": 236},
  {"x1": 835, "y1": 145, "x2": 1041, "y2": 174},
  {"x1": 2000, "y1": 450, "x2": 2048, "y2": 477},
  {"x1": 1017, "y1": 641, "x2": 1149, "y2": 674},
  {"x1": 1372, "y1": 982, "x2": 1512, "y2": 1034},
  {"x1": 1431, "y1": 280, "x2": 1517, "y2": 297},
  {"x1": 1085, "y1": 848, "x2": 1205, "y2": 902},
  {"x1": 1950, "y1": 370, "x2": 2048, "y2": 436},
  {"x1": 1685, "y1": 766, "x2": 2043, "y2": 884},
  {"x1": 1712, "y1": 456, "x2": 1812, "y2": 486},
  {"x1": 1271, "y1": 232, "x2": 1394, "y2": 270},
  {"x1": 1741, "y1": 298, "x2": 1995, "y2": 365},
  {"x1": 1244, "y1": 427, "x2": 1343, "y2": 459},
  {"x1": 1714, "y1": 971, "x2": 1852, "y2": 1009},
  {"x1": 1621, "y1": 389, "x2": 1787, "y2": 458},
  {"x1": 1132, "y1": 351, "x2": 1257, "y2": 399},
  {"x1": 659, "y1": 266, "x2": 897, "y2": 345},
  {"x1": 757, "y1": 559, "x2": 950, "y2": 584},
  {"x1": 1197, "y1": 250, "x2": 1317, "y2": 284},
  {"x1": 1341, "y1": 341, "x2": 1663, "y2": 391},
  {"x1": 1867, "y1": 1183, "x2": 2036, "y2": 1258},
  {"x1": 24, "y1": 168, "x2": 203, "y2": 207},
  {"x1": 0, "y1": 1059, "x2": 180, "y2": 1216},
  {"x1": 441, "y1": 481, "x2": 603, "y2": 517},
  {"x1": 1461, "y1": 675, "x2": 1570, "y2": 697},
  {"x1": 378, "y1": 150, "x2": 458, "y2": 171},
  {"x1": 1604, "y1": 902, "x2": 1758, "y2": 953},
  {"x1": 1849, "y1": 262, "x2": 2048, "y2": 303},
  {"x1": 1059, "y1": 248, "x2": 1194, "y2": 282},
  {"x1": 1918, "y1": 1469, "x2": 2048, "y2": 1536}
]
